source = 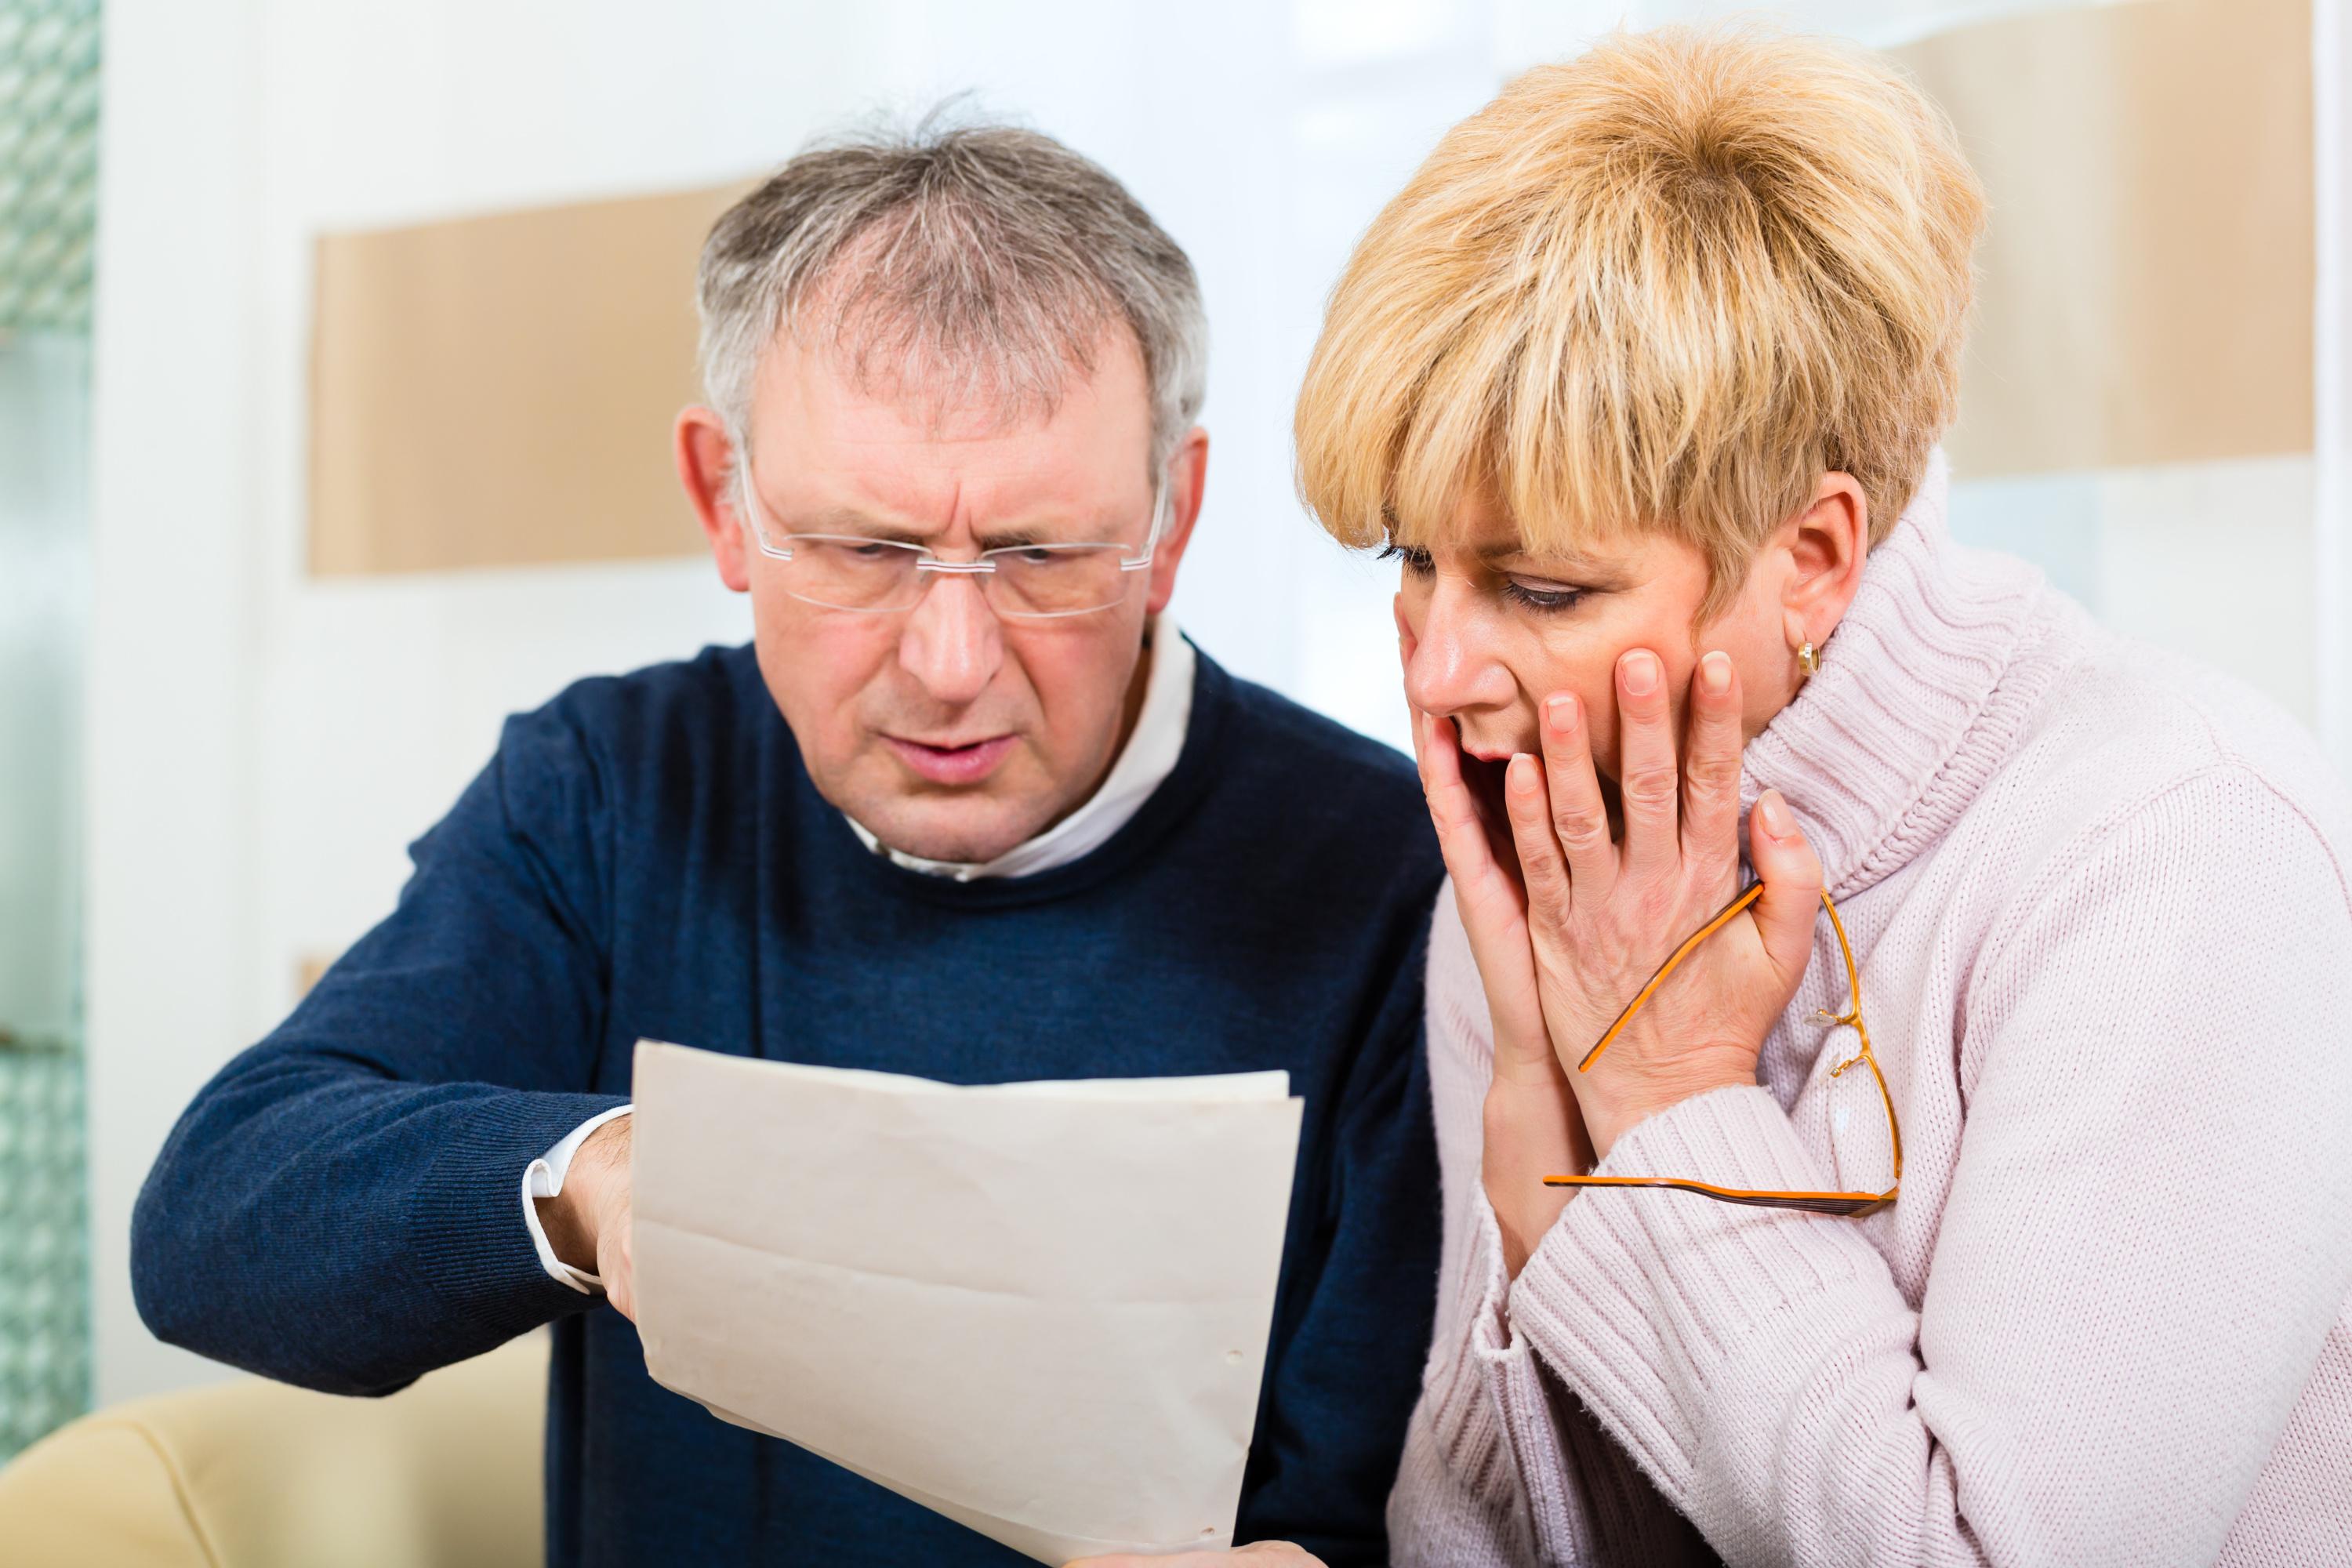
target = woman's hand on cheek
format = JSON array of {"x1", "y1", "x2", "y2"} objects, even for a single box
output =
[
  {"x1": 1402, "y1": 619, "x2": 1589, "y2": 1274},
  {"x1": 1398, "y1": 612, "x2": 1553, "y2": 1085},
  {"x1": 1505, "y1": 648, "x2": 1823, "y2": 1158}
]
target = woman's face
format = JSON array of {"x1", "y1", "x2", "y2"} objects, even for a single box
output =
[{"x1": 1394, "y1": 479, "x2": 1867, "y2": 807}]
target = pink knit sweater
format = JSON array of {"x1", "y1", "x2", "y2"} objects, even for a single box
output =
[{"x1": 1390, "y1": 453, "x2": 2352, "y2": 1566}]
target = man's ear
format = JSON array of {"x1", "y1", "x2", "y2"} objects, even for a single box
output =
[
  {"x1": 1145, "y1": 426, "x2": 1210, "y2": 616},
  {"x1": 676, "y1": 406, "x2": 750, "y2": 594}
]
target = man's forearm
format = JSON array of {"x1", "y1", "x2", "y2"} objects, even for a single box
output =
[{"x1": 132, "y1": 1051, "x2": 626, "y2": 1396}]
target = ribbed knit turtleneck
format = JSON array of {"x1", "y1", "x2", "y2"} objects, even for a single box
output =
[{"x1": 1736, "y1": 449, "x2": 2089, "y2": 899}]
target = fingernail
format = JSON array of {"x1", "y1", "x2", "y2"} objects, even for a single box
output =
[
  {"x1": 1700, "y1": 651, "x2": 1732, "y2": 695},
  {"x1": 1508, "y1": 753, "x2": 1539, "y2": 792},
  {"x1": 1622, "y1": 651, "x2": 1660, "y2": 695},
  {"x1": 1758, "y1": 789, "x2": 1792, "y2": 837},
  {"x1": 1544, "y1": 693, "x2": 1576, "y2": 731}
]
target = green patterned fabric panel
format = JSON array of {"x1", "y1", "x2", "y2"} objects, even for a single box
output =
[
  {"x1": 0, "y1": 0, "x2": 97, "y2": 1465},
  {"x1": 0, "y1": 0, "x2": 100, "y2": 332},
  {"x1": 0, "y1": 1047, "x2": 89, "y2": 1459}
]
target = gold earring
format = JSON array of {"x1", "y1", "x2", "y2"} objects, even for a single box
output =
[{"x1": 1797, "y1": 639, "x2": 1820, "y2": 678}]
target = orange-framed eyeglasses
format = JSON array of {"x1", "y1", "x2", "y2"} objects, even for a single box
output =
[{"x1": 1543, "y1": 883, "x2": 1902, "y2": 1217}]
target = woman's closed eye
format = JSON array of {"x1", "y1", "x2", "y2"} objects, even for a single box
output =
[
  {"x1": 1379, "y1": 543, "x2": 1588, "y2": 614},
  {"x1": 1377, "y1": 543, "x2": 1436, "y2": 578},
  {"x1": 1501, "y1": 578, "x2": 1585, "y2": 614}
]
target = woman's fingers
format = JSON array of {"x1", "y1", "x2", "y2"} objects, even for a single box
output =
[
  {"x1": 1414, "y1": 711, "x2": 1552, "y2": 1062},
  {"x1": 1502, "y1": 752, "x2": 1572, "y2": 923},
  {"x1": 1410, "y1": 709, "x2": 1530, "y2": 946},
  {"x1": 1745, "y1": 788, "x2": 1825, "y2": 993},
  {"x1": 1413, "y1": 710, "x2": 1508, "y2": 897},
  {"x1": 1538, "y1": 691, "x2": 1616, "y2": 903},
  {"x1": 1679, "y1": 650, "x2": 1744, "y2": 874},
  {"x1": 1614, "y1": 648, "x2": 1680, "y2": 880}
]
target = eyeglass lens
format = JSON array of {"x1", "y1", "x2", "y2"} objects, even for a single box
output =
[{"x1": 775, "y1": 538, "x2": 1139, "y2": 617}]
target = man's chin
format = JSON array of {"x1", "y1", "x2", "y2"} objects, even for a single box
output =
[{"x1": 845, "y1": 795, "x2": 1059, "y2": 866}]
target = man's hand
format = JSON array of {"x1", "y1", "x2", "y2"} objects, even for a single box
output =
[
  {"x1": 1068, "y1": 1542, "x2": 1326, "y2": 1568},
  {"x1": 535, "y1": 1114, "x2": 637, "y2": 1319}
]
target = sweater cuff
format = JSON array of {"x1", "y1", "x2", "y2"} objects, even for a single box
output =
[
  {"x1": 1505, "y1": 1084, "x2": 1891, "y2": 1498},
  {"x1": 407, "y1": 1090, "x2": 633, "y2": 1344},
  {"x1": 1412, "y1": 1188, "x2": 1594, "y2": 1552}
]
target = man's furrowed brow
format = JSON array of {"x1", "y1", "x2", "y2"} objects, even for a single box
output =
[
  {"x1": 792, "y1": 506, "x2": 935, "y2": 545},
  {"x1": 782, "y1": 506, "x2": 1105, "y2": 549}
]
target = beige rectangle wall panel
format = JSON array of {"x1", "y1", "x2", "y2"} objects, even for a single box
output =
[
  {"x1": 1896, "y1": 0, "x2": 2313, "y2": 478},
  {"x1": 308, "y1": 182, "x2": 755, "y2": 575}
]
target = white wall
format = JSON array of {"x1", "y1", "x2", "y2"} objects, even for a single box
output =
[
  {"x1": 87, "y1": 0, "x2": 265, "y2": 1403},
  {"x1": 85, "y1": 0, "x2": 2349, "y2": 1403}
]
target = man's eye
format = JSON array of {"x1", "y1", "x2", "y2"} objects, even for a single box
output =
[
  {"x1": 1376, "y1": 543, "x2": 1436, "y2": 577},
  {"x1": 804, "y1": 539, "x2": 905, "y2": 562},
  {"x1": 1502, "y1": 580, "x2": 1584, "y2": 614}
]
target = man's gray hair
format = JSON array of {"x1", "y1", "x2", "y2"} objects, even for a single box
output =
[{"x1": 695, "y1": 111, "x2": 1208, "y2": 474}]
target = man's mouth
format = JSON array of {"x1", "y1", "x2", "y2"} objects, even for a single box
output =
[{"x1": 884, "y1": 734, "x2": 1017, "y2": 786}]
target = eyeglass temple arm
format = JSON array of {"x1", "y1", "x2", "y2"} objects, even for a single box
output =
[
  {"x1": 1577, "y1": 881, "x2": 1773, "y2": 1073},
  {"x1": 1119, "y1": 478, "x2": 1174, "y2": 570},
  {"x1": 1809, "y1": 881, "x2": 1901, "y2": 1185},
  {"x1": 1541, "y1": 1172, "x2": 1893, "y2": 1216}
]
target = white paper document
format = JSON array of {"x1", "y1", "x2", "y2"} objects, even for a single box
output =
[{"x1": 630, "y1": 1040, "x2": 1305, "y2": 1564}]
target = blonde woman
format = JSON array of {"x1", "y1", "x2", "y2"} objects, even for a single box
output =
[{"x1": 1283, "y1": 24, "x2": 2352, "y2": 1568}]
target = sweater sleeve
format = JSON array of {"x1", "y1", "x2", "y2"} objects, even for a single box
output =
[
  {"x1": 1387, "y1": 891, "x2": 1715, "y2": 1567},
  {"x1": 1233, "y1": 915, "x2": 1446, "y2": 1567},
  {"x1": 1505, "y1": 768, "x2": 2352, "y2": 1566},
  {"x1": 131, "y1": 703, "x2": 632, "y2": 1396}
]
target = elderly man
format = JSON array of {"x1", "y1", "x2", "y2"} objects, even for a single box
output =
[{"x1": 130, "y1": 123, "x2": 1442, "y2": 1566}]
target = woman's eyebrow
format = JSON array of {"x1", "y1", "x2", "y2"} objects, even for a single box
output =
[
  {"x1": 1479, "y1": 541, "x2": 1631, "y2": 584},
  {"x1": 1476, "y1": 539, "x2": 1602, "y2": 568}
]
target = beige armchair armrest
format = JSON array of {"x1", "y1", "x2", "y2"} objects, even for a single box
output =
[{"x1": 0, "y1": 1331, "x2": 547, "y2": 1568}]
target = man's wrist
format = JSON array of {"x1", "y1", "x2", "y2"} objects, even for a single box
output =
[{"x1": 536, "y1": 1116, "x2": 629, "y2": 1275}]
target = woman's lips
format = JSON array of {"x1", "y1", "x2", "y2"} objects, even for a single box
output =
[
  {"x1": 1444, "y1": 719, "x2": 1523, "y2": 765},
  {"x1": 1456, "y1": 732, "x2": 1523, "y2": 764},
  {"x1": 884, "y1": 734, "x2": 1016, "y2": 786}
]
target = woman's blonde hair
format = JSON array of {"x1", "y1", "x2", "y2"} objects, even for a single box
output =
[{"x1": 1294, "y1": 24, "x2": 1985, "y2": 618}]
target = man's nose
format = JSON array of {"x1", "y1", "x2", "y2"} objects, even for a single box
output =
[
  {"x1": 898, "y1": 572, "x2": 1004, "y2": 707},
  {"x1": 1401, "y1": 579, "x2": 1511, "y2": 720}
]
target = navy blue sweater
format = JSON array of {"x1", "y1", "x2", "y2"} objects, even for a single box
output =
[{"x1": 133, "y1": 642, "x2": 1446, "y2": 1567}]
